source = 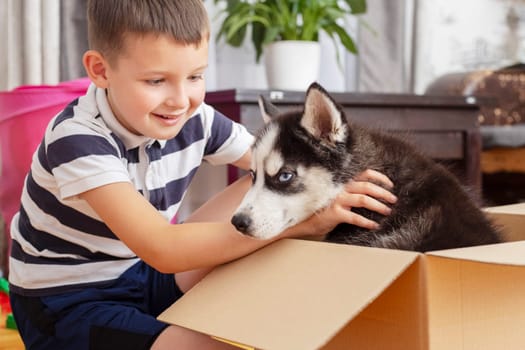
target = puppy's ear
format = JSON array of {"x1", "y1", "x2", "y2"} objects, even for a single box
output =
[
  {"x1": 258, "y1": 95, "x2": 281, "y2": 124},
  {"x1": 301, "y1": 82, "x2": 347, "y2": 143}
]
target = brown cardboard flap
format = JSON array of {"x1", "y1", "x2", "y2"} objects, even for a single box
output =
[
  {"x1": 427, "y1": 240, "x2": 525, "y2": 266},
  {"x1": 158, "y1": 239, "x2": 420, "y2": 350},
  {"x1": 484, "y1": 203, "x2": 525, "y2": 242},
  {"x1": 426, "y1": 255, "x2": 525, "y2": 350}
]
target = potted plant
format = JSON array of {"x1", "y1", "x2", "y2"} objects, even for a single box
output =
[{"x1": 212, "y1": 0, "x2": 367, "y2": 90}]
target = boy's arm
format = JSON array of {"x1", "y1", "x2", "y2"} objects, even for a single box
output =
[
  {"x1": 80, "y1": 175, "x2": 277, "y2": 274},
  {"x1": 230, "y1": 149, "x2": 251, "y2": 170},
  {"x1": 80, "y1": 170, "x2": 394, "y2": 277}
]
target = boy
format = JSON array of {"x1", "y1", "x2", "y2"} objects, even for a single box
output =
[{"x1": 8, "y1": 1, "x2": 396, "y2": 349}]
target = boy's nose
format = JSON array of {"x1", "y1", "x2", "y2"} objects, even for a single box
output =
[
  {"x1": 165, "y1": 87, "x2": 188, "y2": 108},
  {"x1": 165, "y1": 96, "x2": 186, "y2": 108}
]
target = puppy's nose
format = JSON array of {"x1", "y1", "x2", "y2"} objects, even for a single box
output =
[{"x1": 231, "y1": 213, "x2": 252, "y2": 234}]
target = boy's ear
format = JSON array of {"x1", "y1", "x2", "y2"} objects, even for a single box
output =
[
  {"x1": 83, "y1": 50, "x2": 109, "y2": 88},
  {"x1": 258, "y1": 95, "x2": 281, "y2": 124},
  {"x1": 301, "y1": 82, "x2": 347, "y2": 144}
]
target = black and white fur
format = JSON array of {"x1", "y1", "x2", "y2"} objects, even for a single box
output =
[{"x1": 231, "y1": 83, "x2": 501, "y2": 252}]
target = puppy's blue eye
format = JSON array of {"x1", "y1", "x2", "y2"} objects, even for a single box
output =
[{"x1": 278, "y1": 171, "x2": 294, "y2": 183}]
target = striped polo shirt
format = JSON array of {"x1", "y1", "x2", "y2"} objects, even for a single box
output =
[{"x1": 9, "y1": 83, "x2": 254, "y2": 296}]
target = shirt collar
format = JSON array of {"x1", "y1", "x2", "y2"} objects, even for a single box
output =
[{"x1": 93, "y1": 84, "x2": 167, "y2": 150}]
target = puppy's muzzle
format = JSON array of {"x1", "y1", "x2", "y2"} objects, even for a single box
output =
[{"x1": 231, "y1": 213, "x2": 252, "y2": 235}]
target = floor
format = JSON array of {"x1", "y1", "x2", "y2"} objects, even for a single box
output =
[{"x1": 0, "y1": 312, "x2": 23, "y2": 350}]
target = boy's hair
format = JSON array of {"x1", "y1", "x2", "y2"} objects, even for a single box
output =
[{"x1": 87, "y1": 0, "x2": 209, "y2": 64}]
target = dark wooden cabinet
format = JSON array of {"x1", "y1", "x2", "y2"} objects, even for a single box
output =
[{"x1": 205, "y1": 89, "x2": 483, "y2": 195}]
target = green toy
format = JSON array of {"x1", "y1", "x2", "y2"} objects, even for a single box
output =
[
  {"x1": 0, "y1": 277, "x2": 8, "y2": 294},
  {"x1": 0, "y1": 277, "x2": 17, "y2": 330},
  {"x1": 6, "y1": 313, "x2": 17, "y2": 330}
]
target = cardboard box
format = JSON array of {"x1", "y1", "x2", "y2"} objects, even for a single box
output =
[{"x1": 158, "y1": 203, "x2": 525, "y2": 349}]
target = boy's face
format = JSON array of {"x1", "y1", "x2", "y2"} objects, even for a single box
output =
[{"x1": 102, "y1": 33, "x2": 208, "y2": 140}]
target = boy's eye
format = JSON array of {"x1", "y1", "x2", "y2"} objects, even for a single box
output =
[
  {"x1": 146, "y1": 79, "x2": 164, "y2": 86},
  {"x1": 189, "y1": 74, "x2": 204, "y2": 82}
]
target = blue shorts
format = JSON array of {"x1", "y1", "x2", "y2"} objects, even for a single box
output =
[{"x1": 10, "y1": 260, "x2": 184, "y2": 350}]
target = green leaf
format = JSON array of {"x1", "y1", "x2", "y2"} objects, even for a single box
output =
[
  {"x1": 327, "y1": 23, "x2": 357, "y2": 54},
  {"x1": 344, "y1": 0, "x2": 367, "y2": 14},
  {"x1": 252, "y1": 21, "x2": 266, "y2": 62},
  {"x1": 225, "y1": 24, "x2": 247, "y2": 46}
]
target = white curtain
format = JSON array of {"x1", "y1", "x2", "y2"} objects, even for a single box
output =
[
  {"x1": 356, "y1": 0, "x2": 415, "y2": 93},
  {"x1": 0, "y1": 0, "x2": 60, "y2": 91}
]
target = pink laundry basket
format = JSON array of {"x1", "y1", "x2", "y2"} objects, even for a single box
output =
[{"x1": 0, "y1": 78, "x2": 91, "y2": 272}]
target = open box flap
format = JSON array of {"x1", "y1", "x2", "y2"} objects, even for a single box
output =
[
  {"x1": 158, "y1": 239, "x2": 420, "y2": 350},
  {"x1": 484, "y1": 203, "x2": 525, "y2": 215},
  {"x1": 427, "y1": 240, "x2": 525, "y2": 266},
  {"x1": 484, "y1": 203, "x2": 525, "y2": 242}
]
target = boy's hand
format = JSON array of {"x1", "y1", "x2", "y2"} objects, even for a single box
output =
[{"x1": 285, "y1": 169, "x2": 397, "y2": 239}]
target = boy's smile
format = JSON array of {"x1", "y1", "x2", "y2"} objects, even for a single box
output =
[{"x1": 94, "y1": 33, "x2": 209, "y2": 140}]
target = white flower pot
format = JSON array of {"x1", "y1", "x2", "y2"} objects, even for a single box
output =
[{"x1": 264, "y1": 40, "x2": 321, "y2": 91}]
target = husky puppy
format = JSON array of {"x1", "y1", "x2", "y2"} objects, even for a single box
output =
[{"x1": 231, "y1": 83, "x2": 501, "y2": 252}]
